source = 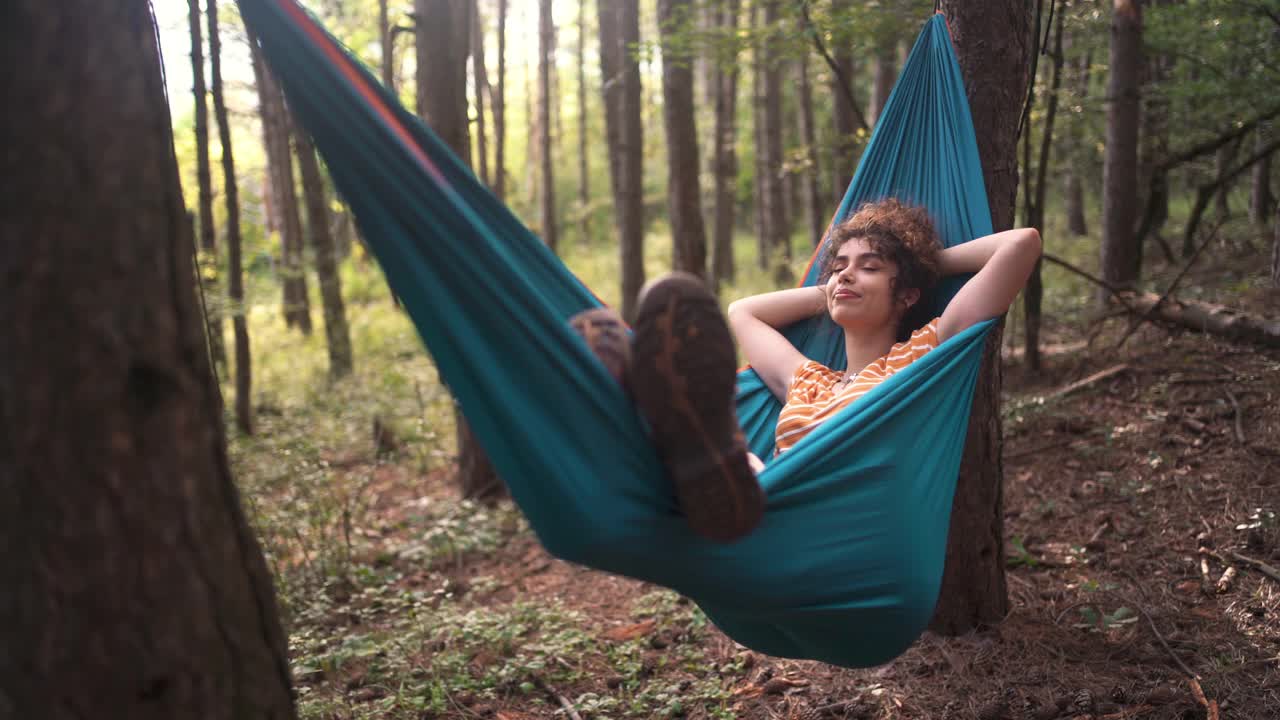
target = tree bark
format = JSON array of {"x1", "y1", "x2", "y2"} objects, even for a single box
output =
[
  {"x1": 796, "y1": 49, "x2": 824, "y2": 247},
  {"x1": 251, "y1": 44, "x2": 312, "y2": 334},
  {"x1": 1100, "y1": 0, "x2": 1144, "y2": 299},
  {"x1": 751, "y1": 0, "x2": 767, "y2": 270},
  {"x1": 1, "y1": 2, "x2": 294, "y2": 716},
  {"x1": 538, "y1": 0, "x2": 558, "y2": 251},
  {"x1": 473, "y1": 1, "x2": 490, "y2": 188},
  {"x1": 710, "y1": 0, "x2": 741, "y2": 291},
  {"x1": 658, "y1": 0, "x2": 708, "y2": 278},
  {"x1": 829, "y1": 0, "x2": 858, "y2": 203},
  {"x1": 929, "y1": 0, "x2": 1030, "y2": 635},
  {"x1": 294, "y1": 126, "x2": 353, "y2": 378},
  {"x1": 379, "y1": 0, "x2": 394, "y2": 93},
  {"x1": 598, "y1": 0, "x2": 645, "y2": 321},
  {"x1": 212, "y1": 0, "x2": 252, "y2": 435},
  {"x1": 761, "y1": 0, "x2": 790, "y2": 284},
  {"x1": 494, "y1": 0, "x2": 507, "y2": 201},
  {"x1": 1273, "y1": 201, "x2": 1280, "y2": 287}
]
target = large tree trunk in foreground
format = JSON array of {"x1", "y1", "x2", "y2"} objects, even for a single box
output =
[
  {"x1": 538, "y1": 0, "x2": 558, "y2": 251},
  {"x1": 598, "y1": 0, "x2": 645, "y2": 320},
  {"x1": 0, "y1": 2, "x2": 294, "y2": 716},
  {"x1": 416, "y1": 0, "x2": 502, "y2": 502},
  {"x1": 1100, "y1": 0, "x2": 1144, "y2": 299},
  {"x1": 930, "y1": 0, "x2": 1030, "y2": 634},
  {"x1": 710, "y1": 0, "x2": 741, "y2": 291},
  {"x1": 659, "y1": 0, "x2": 708, "y2": 278},
  {"x1": 295, "y1": 126, "x2": 353, "y2": 378},
  {"x1": 212, "y1": 0, "x2": 252, "y2": 435}
]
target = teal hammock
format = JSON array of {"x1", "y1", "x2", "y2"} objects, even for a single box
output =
[{"x1": 238, "y1": 0, "x2": 995, "y2": 668}]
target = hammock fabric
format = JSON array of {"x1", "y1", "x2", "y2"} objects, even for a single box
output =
[{"x1": 238, "y1": 0, "x2": 996, "y2": 668}]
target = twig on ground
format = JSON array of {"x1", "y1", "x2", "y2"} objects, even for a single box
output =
[
  {"x1": 531, "y1": 676, "x2": 583, "y2": 720},
  {"x1": 1224, "y1": 389, "x2": 1245, "y2": 444},
  {"x1": 1046, "y1": 364, "x2": 1131, "y2": 400},
  {"x1": 1188, "y1": 678, "x2": 1220, "y2": 720},
  {"x1": 1137, "y1": 603, "x2": 1200, "y2": 679},
  {"x1": 1005, "y1": 437, "x2": 1077, "y2": 461},
  {"x1": 1222, "y1": 550, "x2": 1280, "y2": 584}
]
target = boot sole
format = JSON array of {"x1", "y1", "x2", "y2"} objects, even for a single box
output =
[{"x1": 631, "y1": 274, "x2": 764, "y2": 542}]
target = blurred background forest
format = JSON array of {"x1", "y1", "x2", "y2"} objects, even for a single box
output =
[{"x1": 142, "y1": 0, "x2": 1279, "y2": 716}]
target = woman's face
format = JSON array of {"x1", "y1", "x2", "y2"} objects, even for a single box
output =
[{"x1": 824, "y1": 238, "x2": 917, "y2": 333}]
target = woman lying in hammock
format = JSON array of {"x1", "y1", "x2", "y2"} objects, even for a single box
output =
[{"x1": 570, "y1": 199, "x2": 1041, "y2": 544}]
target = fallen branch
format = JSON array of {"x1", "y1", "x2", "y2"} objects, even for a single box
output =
[
  {"x1": 1188, "y1": 678, "x2": 1220, "y2": 720},
  {"x1": 1226, "y1": 550, "x2": 1280, "y2": 584},
  {"x1": 1045, "y1": 364, "x2": 1130, "y2": 400},
  {"x1": 532, "y1": 676, "x2": 583, "y2": 720},
  {"x1": 1113, "y1": 216, "x2": 1224, "y2": 350},
  {"x1": 1117, "y1": 292, "x2": 1280, "y2": 349}
]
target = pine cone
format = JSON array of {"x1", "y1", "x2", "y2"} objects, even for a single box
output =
[{"x1": 1072, "y1": 688, "x2": 1096, "y2": 715}]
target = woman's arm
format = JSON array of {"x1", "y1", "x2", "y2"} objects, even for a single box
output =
[
  {"x1": 727, "y1": 286, "x2": 827, "y2": 398},
  {"x1": 937, "y1": 227, "x2": 1042, "y2": 342}
]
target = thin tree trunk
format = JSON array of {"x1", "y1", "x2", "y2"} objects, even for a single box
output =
[
  {"x1": 796, "y1": 49, "x2": 824, "y2": 247},
  {"x1": 1065, "y1": 48, "x2": 1091, "y2": 237},
  {"x1": 1215, "y1": 140, "x2": 1239, "y2": 220},
  {"x1": 416, "y1": 0, "x2": 501, "y2": 503},
  {"x1": 473, "y1": 1, "x2": 490, "y2": 187},
  {"x1": 1024, "y1": 8, "x2": 1064, "y2": 373},
  {"x1": 295, "y1": 125, "x2": 353, "y2": 378},
  {"x1": 577, "y1": 0, "x2": 590, "y2": 243},
  {"x1": 379, "y1": 0, "x2": 394, "y2": 93},
  {"x1": 867, "y1": 34, "x2": 897, "y2": 128},
  {"x1": 751, "y1": 0, "x2": 767, "y2": 270},
  {"x1": 252, "y1": 45, "x2": 312, "y2": 333},
  {"x1": 1100, "y1": 0, "x2": 1144, "y2": 299},
  {"x1": 188, "y1": 0, "x2": 226, "y2": 375},
  {"x1": 2, "y1": 3, "x2": 293, "y2": 716},
  {"x1": 598, "y1": 0, "x2": 645, "y2": 321},
  {"x1": 213, "y1": 0, "x2": 252, "y2": 434},
  {"x1": 659, "y1": 0, "x2": 708, "y2": 278},
  {"x1": 538, "y1": 0, "x2": 558, "y2": 251},
  {"x1": 830, "y1": 0, "x2": 857, "y2": 203},
  {"x1": 761, "y1": 0, "x2": 790, "y2": 284},
  {"x1": 1272, "y1": 201, "x2": 1280, "y2": 287},
  {"x1": 1251, "y1": 133, "x2": 1274, "y2": 227},
  {"x1": 710, "y1": 0, "x2": 741, "y2": 291},
  {"x1": 494, "y1": 0, "x2": 507, "y2": 202},
  {"x1": 930, "y1": 0, "x2": 1030, "y2": 635}
]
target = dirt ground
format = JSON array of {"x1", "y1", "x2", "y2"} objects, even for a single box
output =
[{"x1": 296, "y1": 303, "x2": 1279, "y2": 720}]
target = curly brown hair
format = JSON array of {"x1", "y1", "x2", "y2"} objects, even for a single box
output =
[{"x1": 819, "y1": 198, "x2": 942, "y2": 337}]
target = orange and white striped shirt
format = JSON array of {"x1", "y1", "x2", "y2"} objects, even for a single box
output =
[{"x1": 774, "y1": 318, "x2": 940, "y2": 454}]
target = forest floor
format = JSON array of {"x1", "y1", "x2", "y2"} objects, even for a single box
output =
[{"x1": 232, "y1": 251, "x2": 1279, "y2": 720}]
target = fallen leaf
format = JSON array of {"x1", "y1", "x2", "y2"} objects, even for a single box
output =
[{"x1": 602, "y1": 619, "x2": 656, "y2": 642}]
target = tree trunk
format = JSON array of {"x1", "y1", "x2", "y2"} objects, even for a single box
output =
[
  {"x1": 1024, "y1": 5, "x2": 1064, "y2": 373},
  {"x1": 830, "y1": 0, "x2": 857, "y2": 202},
  {"x1": 211, "y1": 0, "x2": 252, "y2": 435},
  {"x1": 1065, "y1": 48, "x2": 1091, "y2": 237},
  {"x1": 294, "y1": 126, "x2": 353, "y2": 379},
  {"x1": 929, "y1": 0, "x2": 1030, "y2": 635},
  {"x1": 494, "y1": 0, "x2": 507, "y2": 201},
  {"x1": 797, "y1": 49, "x2": 824, "y2": 247},
  {"x1": 188, "y1": 0, "x2": 227, "y2": 376},
  {"x1": 538, "y1": 0, "x2": 558, "y2": 251},
  {"x1": 415, "y1": 0, "x2": 501, "y2": 503},
  {"x1": 1100, "y1": 0, "x2": 1144, "y2": 299},
  {"x1": 1, "y1": 2, "x2": 293, "y2": 716},
  {"x1": 472, "y1": 1, "x2": 490, "y2": 188},
  {"x1": 1214, "y1": 140, "x2": 1239, "y2": 220},
  {"x1": 577, "y1": 0, "x2": 590, "y2": 243},
  {"x1": 251, "y1": 44, "x2": 312, "y2": 334},
  {"x1": 1273, "y1": 201, "x2": 1280, "y2": 287},
  {"x1": 1251, "y1": 132, "x2": 1274, "y2": 227},
  {"x1": 659, "y1": 0, "x2": 708, "y2": 278},
  {"x1": 751, "y1": 0, "x2": 767, "y2": 270},
  {"x1": 710, "y1": 0, "x2": 741, "y2": 291},
  {"x1": 379, "y1": 0, "x2": 394, "y2": 93},
  {"x1": 867, "y1": 34, "x2": 897, "y2": 129},
  {"x1": 761, "y1": 0, "x2": 790, "y2": 284},
  {"x1": 598, "y1": 0, "x2": 645, "y2": 321}
]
